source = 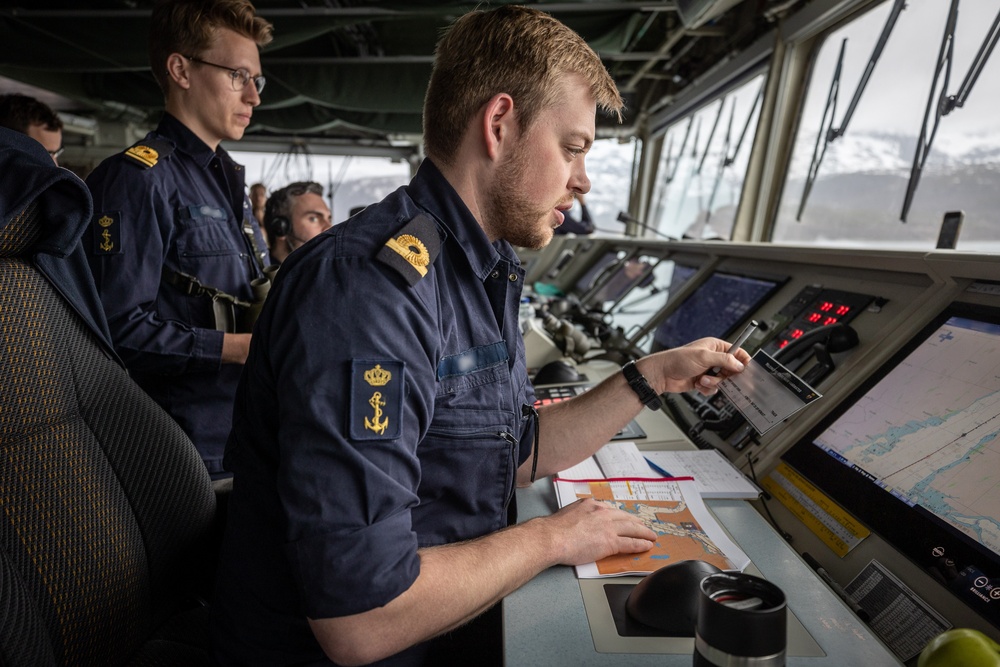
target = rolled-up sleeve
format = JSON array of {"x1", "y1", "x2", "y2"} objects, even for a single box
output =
[{"x1": 265, "y1": 251, "x2": 440, "y2": 618}]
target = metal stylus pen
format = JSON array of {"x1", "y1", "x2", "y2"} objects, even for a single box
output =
[{"x1": 706, "y1": 319, "x2": 758, "y2": 376}]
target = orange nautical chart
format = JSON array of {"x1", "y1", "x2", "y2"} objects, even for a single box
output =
[{"x1": 581, "y1": 481, "x2": 735, "y2": 575}]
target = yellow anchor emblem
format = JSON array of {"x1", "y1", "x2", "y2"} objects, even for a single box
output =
[
  {"x1": 365, "y1": 391, "x2": 388, "y2": 435},
  {"x1": 99, "y1": 228, "x2": 114, "y2": 252}
]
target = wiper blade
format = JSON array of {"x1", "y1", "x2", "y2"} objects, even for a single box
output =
[
  {"x1": 665, "y1": 116, "x2": 694, "y2": 184},
  {"x1": 705, "y1": 97, "x2": 737, "y2": 227},
  {"x1": 696, "y1": 96, "x2": 726, "y2": 176},
  {"x1": 797, "y1": 0, "x2": 906, "y2": 221},
  {"x1": 901, "y1": 2, "x2": 1000, "y2": 221},
  {"x1": 901, "y1": 0, "x2": 958, "y2": 222},
  {"x1": 704, "y1": 83, "x2": 764, "y2": 227},
  {"x1": 797, "y1": 38, "x2": 846, "y2": 221},
  {"x1": 727, "y1": 83, "x2": 763, "y2": 168}
]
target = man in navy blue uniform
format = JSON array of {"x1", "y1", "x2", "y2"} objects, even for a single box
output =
[
  {"x1": 213, "y1": 6, "x2": 751, "y2": 665},
  {"x1": 83, "y1": 0, "x2": 272, "y2": 478}
]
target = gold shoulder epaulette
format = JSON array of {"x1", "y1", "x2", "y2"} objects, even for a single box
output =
[
  {"x1": 123, "y1": 138, "x2": 174, "y2": 169},
  {"x1": 376, "y1": 213, "x2": 442, "y2": 286}
]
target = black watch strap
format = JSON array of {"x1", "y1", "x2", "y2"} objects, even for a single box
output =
[{"x1": 622, "y1": 360, "x2": 662, "y2": 411}]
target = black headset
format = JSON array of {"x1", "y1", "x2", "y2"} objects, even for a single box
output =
[{"x1": 263, "y1": 194, "x2": 290, "y2": 239}]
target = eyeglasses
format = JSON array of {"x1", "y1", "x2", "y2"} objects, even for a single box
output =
[
  {"x1": 48, "y1": 147, "x2": 65, "y2": 159},
  {"x1": 184, "y1": 55, "x2": 266, "y2": 94}
]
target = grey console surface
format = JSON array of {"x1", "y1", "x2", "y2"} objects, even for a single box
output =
[{"x1": 503, "y1": 479, "x2": 901, "y2": 666}]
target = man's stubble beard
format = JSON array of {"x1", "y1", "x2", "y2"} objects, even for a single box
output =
[{"x1": 483, "y1": 140, "x2": 555, "y2": 250}]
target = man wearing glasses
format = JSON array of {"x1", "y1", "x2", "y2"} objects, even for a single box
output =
[
  {"x1": 83, "y1": 0, "x2": 272, "y2": 479},
  {"x1": 0, "y1": 93, "x2": 64, "y2": 165}
]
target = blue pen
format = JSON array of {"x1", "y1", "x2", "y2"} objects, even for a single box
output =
[{"x1": 644, "y1": 456, "x2": 673, "y2": 478}]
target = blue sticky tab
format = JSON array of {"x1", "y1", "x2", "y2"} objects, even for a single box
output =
[
  {"x1": 180, "y1": 204, "x2": 227, "y2": 220},
  {"x1": 437, "y1": 341, "x2": 509, "y2": 379},
  {"x1": 350, "y1": 359, "x2": 404, "y2": 441}
]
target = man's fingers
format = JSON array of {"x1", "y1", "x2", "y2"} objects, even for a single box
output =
[{"x1": 617, "y1": 536, "x2": 657, "y2": 554}]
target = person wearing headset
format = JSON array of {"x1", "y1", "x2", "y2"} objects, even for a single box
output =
[{"x1": 264, "y1": 181, "x2": 333, "y2": 263}]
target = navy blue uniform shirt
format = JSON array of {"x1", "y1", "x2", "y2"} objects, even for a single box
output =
[
  {"x1": 212, "y1": 159, "x2": 536, "y2": 666},
  {"x1": 84, "y1": 113, "x2": 268, "y2": 477}
]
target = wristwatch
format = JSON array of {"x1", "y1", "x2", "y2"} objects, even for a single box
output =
[{"x1": 622, "y1": 360, "x2": 662, "y2": 411}]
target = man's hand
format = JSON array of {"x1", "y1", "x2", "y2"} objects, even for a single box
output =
[
  {"x1": 644, "y1": 337, "x2": 751, "y2": 396},
  {"x1": 221, "y1": 332, "x2": 252, "y2": 364},
  {"x1": 536, "y1": 498, "x2": 656, "y2": 566}
]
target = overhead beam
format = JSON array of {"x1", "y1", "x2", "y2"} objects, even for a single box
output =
[
  {"x1": 2, "y1": 3, "x2": 677, "y2": 19},
  {"x1": 264, "y1": 50, "x2": 689, "y2": 65}
]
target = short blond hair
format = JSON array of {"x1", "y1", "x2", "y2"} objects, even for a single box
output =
[
  {"x1": 150, "y1": 0, "x2": 273, "y2": 96},
  {"x1": 423, "y1": 5, "x2": 622, "y2": 166}
]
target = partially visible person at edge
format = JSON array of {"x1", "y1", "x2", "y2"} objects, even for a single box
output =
[
  {"x1": 0, "y1": 92, "x2": 64, "y2": 165},
  {"x1": 83, "y1": 0, "x2": 272, "y2": 479},
  {"x1": 250, "y1": 181, "x2": 267, "y2": 229},
  {"x1": 263, "y1": 181, "x2": 333, "y2": 264},
  {"x1": 211, "y1": 5, "x2": 750, "y2": 665},
  {"x1": 554, "y1": 191, "x2": 595, "y2": 234}
]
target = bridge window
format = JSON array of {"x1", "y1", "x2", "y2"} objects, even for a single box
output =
[{"x1": 648, "y1": 73, "x2": 765, "y2": 241}]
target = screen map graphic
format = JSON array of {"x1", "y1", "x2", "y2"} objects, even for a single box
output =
[{"x1": 814, "y1": 316, "x2": 1000, "y2": 557}]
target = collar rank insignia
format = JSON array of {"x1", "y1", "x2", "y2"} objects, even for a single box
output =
[
  {"x1": 376, "y1": 213, "x2": 441, "y2": 286},
  {"x1": 350, "y1": 359, "x2": 404, "y2": 441}
]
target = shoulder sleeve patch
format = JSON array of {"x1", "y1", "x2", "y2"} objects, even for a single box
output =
[
  {"x1": 123, "y1": 138, "x2": 174, "y2": 169},
  {"x1": 92, "y1": 211, "x2": 122, "y2": 255},
  {"x1": 376, "y1": 213, "x2": 442, "y2": 286},
  {"x1": 350, "y1": 360, "x2": 404, "y2": 441}
]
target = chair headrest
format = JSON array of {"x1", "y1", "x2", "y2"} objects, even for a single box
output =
[{"x1": 0, "y1": 127, "x2": 93, "y2": 259}]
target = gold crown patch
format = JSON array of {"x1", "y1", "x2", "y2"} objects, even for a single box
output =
[
  {"x1": 98, "y1": 215, "x2": 114, "y2": 228},
  {"x1": 364, "y1": 364, "x2": 392, "y2": 386}
]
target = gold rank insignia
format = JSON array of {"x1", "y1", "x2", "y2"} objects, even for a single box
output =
[
  {"x1": 351, "y1": 360, "x2": 403, "y2": 440},
  {"x1": 124, "y1": 145, "x2": 159, "y2": 168},
  {"x1": 376, "y1": 213, "x2": 442, "y2": 286},
  {"x1": 122, "y1": 138, "x2": 172, "y2": 169}
]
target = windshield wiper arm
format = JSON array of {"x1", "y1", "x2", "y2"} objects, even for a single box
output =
[
  {"x1": 830, "y1": 0, "x2": 907, "y2": 141},
  {"x1": 901, "y1": 0, "x2": 959, "y2": 222},
  {"x1": 665, "y1": 116, "x2": 693, "y2": 184},
  {"x1": 945, "y1": 6, "x2": 1000, "y2": 114}
]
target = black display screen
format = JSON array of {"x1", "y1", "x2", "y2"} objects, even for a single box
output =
[
  {"x1": 573, "y1": 250, "x2": 623, "y2": 295},
  {"x1": 784, "y1": 302, "x2": 1000, "y2": 628},
  {"x1": 650, "y1": 270, "x2": 785, "y2": 351}
]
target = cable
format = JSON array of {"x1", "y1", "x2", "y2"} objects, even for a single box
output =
[{"x1": 746, "y1": 453, "x2": 793, "y2": 542}]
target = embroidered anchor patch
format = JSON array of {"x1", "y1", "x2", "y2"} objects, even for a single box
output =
[
  {"x1": 92, "y1": 211, "x2": 122, "y2": 255},
  {"x1": 351, "y1": 360, "x2": 403, "y2": 440}
]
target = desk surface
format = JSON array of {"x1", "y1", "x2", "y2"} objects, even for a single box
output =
[{"x1": 503, "y1": 479, "x2": 902, "y2": 666}]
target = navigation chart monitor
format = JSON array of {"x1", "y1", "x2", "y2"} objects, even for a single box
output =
[
  {"x1": 612, "y1": 261, "x2": 698, "y2": 339},
  {"x1": 784, "y1": 302, "x2": 1000, "y2": 628},
  {"x1": 572, "y1": 249, "x2": 625, "y2": 297},
  {"x1": 648, "y1": 269, "x2": 785, "y2": 352}
]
